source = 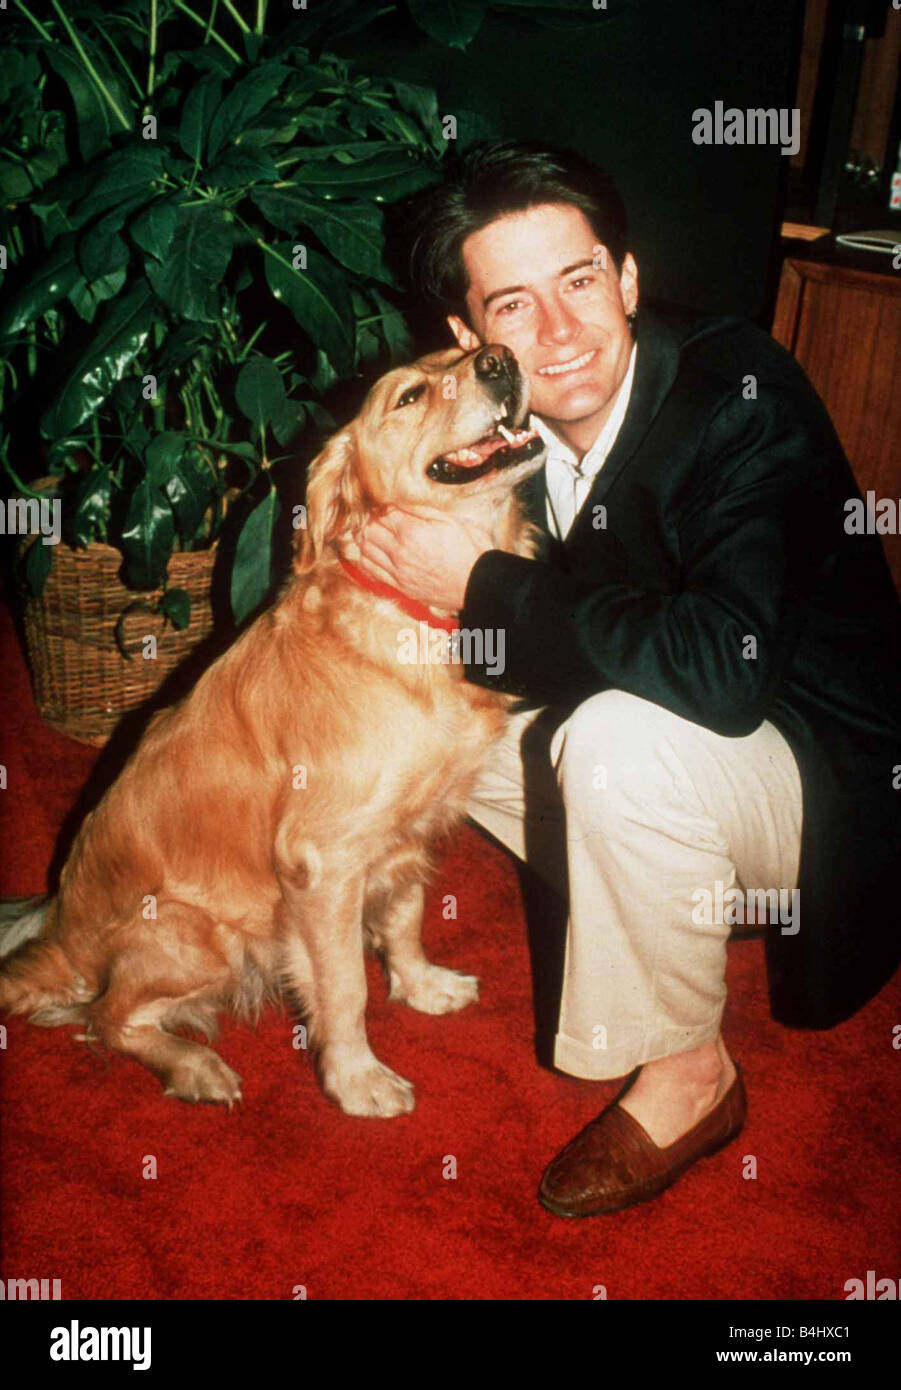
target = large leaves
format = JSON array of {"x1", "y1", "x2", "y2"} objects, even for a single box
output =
[
  {"x1": 231, "y1": 486, "x2": 281, "y2": 624},
  {"x1": 286, "y1": 151, "x2": 441, "y2": 200},
  {"x1": 129, "y1": 197, "x2": 179, "y2": 262},
  {"x1": 42, "y1": 283, "x2": 154, "y2": 438},
  {"x1": 262, "y1": 241, "x2": 354, "y2": 376},
  {"x1": 408, "y1": 0, "x2": 488, "y2": 49},
  {"x1": 235, "y1": 357, "x2": 303, "y2": 446},
  {"x1": 206, "y1": 148, "x2": 280, "y2": 188},
  {"x1": 251, "y1": 186, "x2": 391, "y2": 282},
  {"x1": 0, "y1": 235, "x2": 81, "y2": 338},
  {"x1": 74, "y1": 147, "x2": 163, "y2": 224},
  {"x1": 44, "y1": 45, "x2": 133, "y2": 162},
  {"x1": 165, "y1": 449, "x2": 214, "y2": 545},
  {"x1": 145, "y1": 204, "x2": 234, "y2": 322},
  {"x1": 119, "y1": 477, "x2": 175, "y2": 590},
  {"x1": 206, "y1": 63, "x2": 291, "y2": 161},
  {"x1": 68, "y1": 267, "x2": 127, "y2": 324},
  {"x1": 178, "y1": 75, "x2": 223, "y2": 164},
  {"x1": 78, "y1": 193, "x2": 149, "y2": 282},
  {"x1": 70, "y1": 464, "x2": 111, "y2": 546}
]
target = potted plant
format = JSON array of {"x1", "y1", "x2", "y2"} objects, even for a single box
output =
[{"x1": 1, "y1": 0, "x2": 445, "y2": 742}]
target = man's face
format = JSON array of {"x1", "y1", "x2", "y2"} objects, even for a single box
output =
[{"x1": 447, "y1": 202, "x2": 638, "y2": 455}]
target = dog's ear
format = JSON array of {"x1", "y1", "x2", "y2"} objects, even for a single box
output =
[{"x1": 294, "y1": 428, "x2": 365, "y2": 575}]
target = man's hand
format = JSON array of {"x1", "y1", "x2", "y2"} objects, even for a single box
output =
[{"x1": 340, "y1": 507, "x2": 496, "y2": 613}]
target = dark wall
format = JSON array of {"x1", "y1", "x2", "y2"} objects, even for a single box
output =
[{"x1": 334, "y1": 0, "x2": 805, "y2": 322}]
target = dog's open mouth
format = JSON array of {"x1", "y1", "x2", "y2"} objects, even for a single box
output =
[{"x1": 426, "y1": 424, "x2": 543, "y2": 484}]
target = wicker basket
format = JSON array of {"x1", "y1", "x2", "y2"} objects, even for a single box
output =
[{"x1": 22, "y1": 539, "x2": 218, "y2": 746}]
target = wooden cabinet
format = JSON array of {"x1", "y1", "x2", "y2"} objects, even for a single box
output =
[{"x1": 772, "y1": 251, "x2": 901, "y2": 591}]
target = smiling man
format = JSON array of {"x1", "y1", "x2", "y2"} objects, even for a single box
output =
[{"x1": 342, "y1": 142, "x2": 901, "y2": 1216}]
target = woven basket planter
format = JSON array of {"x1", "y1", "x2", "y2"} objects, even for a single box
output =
[{"x1": 22, "y1": 539, "x2": 218, "y2": 747}]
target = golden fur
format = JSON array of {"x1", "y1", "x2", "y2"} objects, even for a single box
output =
[{"x1": 0, "y1": 345, "x2": 542, "y2": 1117}]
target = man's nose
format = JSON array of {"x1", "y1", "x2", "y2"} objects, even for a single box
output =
[
  {"x1": 474, "y1": 344, "x2": 516, "y2": 382},
  {"x1": 536, "y1": 298, "x2": 578, "y2": 345}
]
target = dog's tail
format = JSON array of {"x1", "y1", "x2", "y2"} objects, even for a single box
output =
[{"x1": 0, "y1": 897, "x2": 92, "y2": 1025}]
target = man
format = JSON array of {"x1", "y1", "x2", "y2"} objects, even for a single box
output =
[{"x1": 342, "y1": 142, "x2": 901, "y2": 1216}]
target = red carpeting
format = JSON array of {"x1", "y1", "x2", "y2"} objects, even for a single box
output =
[{"x1": 1, "y1": 598, "x2": 899, "y2": 1302}]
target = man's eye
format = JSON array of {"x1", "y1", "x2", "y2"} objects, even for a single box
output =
[
  {"x1": 497, "y1": 300, "x2": 523, "y2": 315},
  {"x1": 395, "y1": 383, "x2": 426, "y2": 409}
]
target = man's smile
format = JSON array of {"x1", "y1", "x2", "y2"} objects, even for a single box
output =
[{"x1": 538, "y1": 348, "x2": 598, "y2": 376}]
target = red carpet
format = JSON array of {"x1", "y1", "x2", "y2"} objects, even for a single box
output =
[{"x1": 1, "y1": 599, "x2": 899, "y2": 1301}]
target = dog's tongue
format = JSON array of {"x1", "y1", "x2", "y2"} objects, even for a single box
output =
[{"x1": 444, "y1": 427, "x2": 535, "y2": 467}]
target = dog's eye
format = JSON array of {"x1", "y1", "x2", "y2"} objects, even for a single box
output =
[{"x1": 394, "y1": 383, "x2": 426, "y2": 410}]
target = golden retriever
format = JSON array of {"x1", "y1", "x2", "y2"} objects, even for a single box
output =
[{"x1": 0, "y1": 343, "x2": 544, "y2": 1117}]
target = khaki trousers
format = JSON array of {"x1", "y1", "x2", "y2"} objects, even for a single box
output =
[{"x1": 465, "y1": 690, "x2": 803, "y2": 1080}]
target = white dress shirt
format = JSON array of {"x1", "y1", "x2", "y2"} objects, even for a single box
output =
[{"x1": 534, "y1": 342, "x2": 637, "y2": 540}]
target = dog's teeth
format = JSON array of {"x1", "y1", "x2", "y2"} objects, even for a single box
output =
[{"x1": 497, "y1": 425, "x2": 515, "y2": 444}]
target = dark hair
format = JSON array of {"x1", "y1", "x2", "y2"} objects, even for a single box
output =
[{"x1": 405, "y1": 141, "x2": 629, "y2": 321}]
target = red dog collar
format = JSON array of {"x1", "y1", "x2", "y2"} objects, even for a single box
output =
[{"x1": 338, "y1": 556, "x2": 460, "y2": 634}]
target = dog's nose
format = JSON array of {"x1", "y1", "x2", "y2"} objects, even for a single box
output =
[{"x1": 474, "y1": 345, "x2": 515, "y2": 382}]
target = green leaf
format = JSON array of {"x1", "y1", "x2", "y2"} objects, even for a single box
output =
[
  {"x1": 272, "y1": 403, "x2": 306, "y2": 448},
  {"x1": 251, "y1": 187, "x2": 392, "y2": 283},
  {"x1": 302, "y1": 401, "x2": 335, "y2": 433},
  {"x1": 370, "y1": 288, "x2": 413, "y2": 363},
  {"x1": 42, "y1": 283, "x2": 154, "y2": 438},
  {"x1": 0, "y1": 160, "x2": 34, "y2": 200},
  {"x1": 230, "y1": 486, "x2": 281, "y2": 624},
  {"x1": 130, "y1": 197, "x2": 179, "y2": 261},
  {"x1": 207, "y1": 63, "x2": 291, "y2": 161},
  {"x1": 391, "y1": 79, "x2": 441, "y2": 142},
  {"x1": 75, "y1": 147, "x2": 164, "y2": 224},
  {"x1": 24, "y1": 538, "x2": 53, "y2": 598},
  {"x1": 78, "y1": 193, "x2": 148, "y2": 282},
  {"x1": 310, "y1": 349, "x2": 338, "y2": 395},
  {"x1": 262, "y1": 241, "x2": 354, "y2": 376},
  {"x1": 277, "y1": 140, "x2": 396, "y2": 163},
  {"x1": 144, "y1": 432, "x2": 186, "y2": 488},
  {"x1": 178, "y1": 75, "x2": 223, "y2": 163},
  {"x1": 206, "y1": 148, "x2": 280, "y2": 187},
  {"x1": 120, "y1": 477, "x2": 175, "y2": 590},
  {"x1": 160, "y1": 587, "x2": 191, "y2": 630},
  {"x1": 164, "y1": 450, "x2": 214, "y2": 544},
  {"x1": 145, "y1": 205, "x2": 234, "y2": 322},
  {"x1": 408, "y1": 0, "x2": 487, "y2": 48},
  {"x1": 235, "y1": 357, "x2": 288, "y2": 432},
  {"x1": 71, "y1": 464, "x2": 111, "y2": 546},
  {"x1": 0, "y1": 235, "x2": 81, "y2": 337},
  {"x1": 68, "y1": 267, "x2": 128, "y2": 323},
  {"x1": 45, "y1": 46, "x2": 133, "y2": 162},
  {"x1": 288, "y1": 150, "x2": 440, "y2": 200}
]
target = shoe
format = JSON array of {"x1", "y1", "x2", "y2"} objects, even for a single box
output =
[{"x1": 538, "y1": 1064, "x2": 747, "y2": 1217}]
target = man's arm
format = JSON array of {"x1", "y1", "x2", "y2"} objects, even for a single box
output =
[{"x1": 461, "y1": 388, "x2": 819, "y2": 737}]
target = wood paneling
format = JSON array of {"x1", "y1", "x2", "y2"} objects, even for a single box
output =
[{"x1": 772, "y1": 256, "x2": 901, "y2": 589}]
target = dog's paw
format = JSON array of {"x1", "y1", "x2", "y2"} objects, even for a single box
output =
[
  {"x1": 391, "y1": 964, "x2": 480, "y2": 1015},
  {"x1": 163, "y1": 1049, "x2": 243, "y2": 1109},
  {"x1": 322, "y1": 1053, "x2": 416, "y2": 1118}
]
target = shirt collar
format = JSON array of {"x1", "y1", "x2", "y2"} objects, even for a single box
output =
[{"x1": 531, "y1": 341, "x2": 638, "y2": 477}]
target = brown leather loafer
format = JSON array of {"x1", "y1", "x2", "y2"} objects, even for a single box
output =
[{"x1": 538, "y1": 1065, "x2": 747, "y2": 1217}]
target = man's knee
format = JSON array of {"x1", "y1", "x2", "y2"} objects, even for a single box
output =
[{"x1": 552, "y1": 690, "x2": 684, "y2": 816}]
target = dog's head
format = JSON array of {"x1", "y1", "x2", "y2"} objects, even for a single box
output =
[{"x1": 295, "y1": 344, "x2": 545, "y2": 574}]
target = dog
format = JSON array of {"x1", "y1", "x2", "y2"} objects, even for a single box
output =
[{"x1": 0, "y1": 343, "x2": 544, "y2": 1117}]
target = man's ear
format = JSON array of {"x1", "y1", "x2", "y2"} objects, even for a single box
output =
[
  {"x1": 447, "y1": 314, "x2": 482, "y2": 352},
  {"x1": 294, "y1": 428, "x2": 365, "y2": 576},
  {"x1": 619, "y1": 253, "x2": 639, "y2": 318}
]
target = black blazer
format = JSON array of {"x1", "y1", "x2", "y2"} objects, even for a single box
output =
[{"x1": 461, "y1": 302, "x2": 901, "y2": 1029}]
